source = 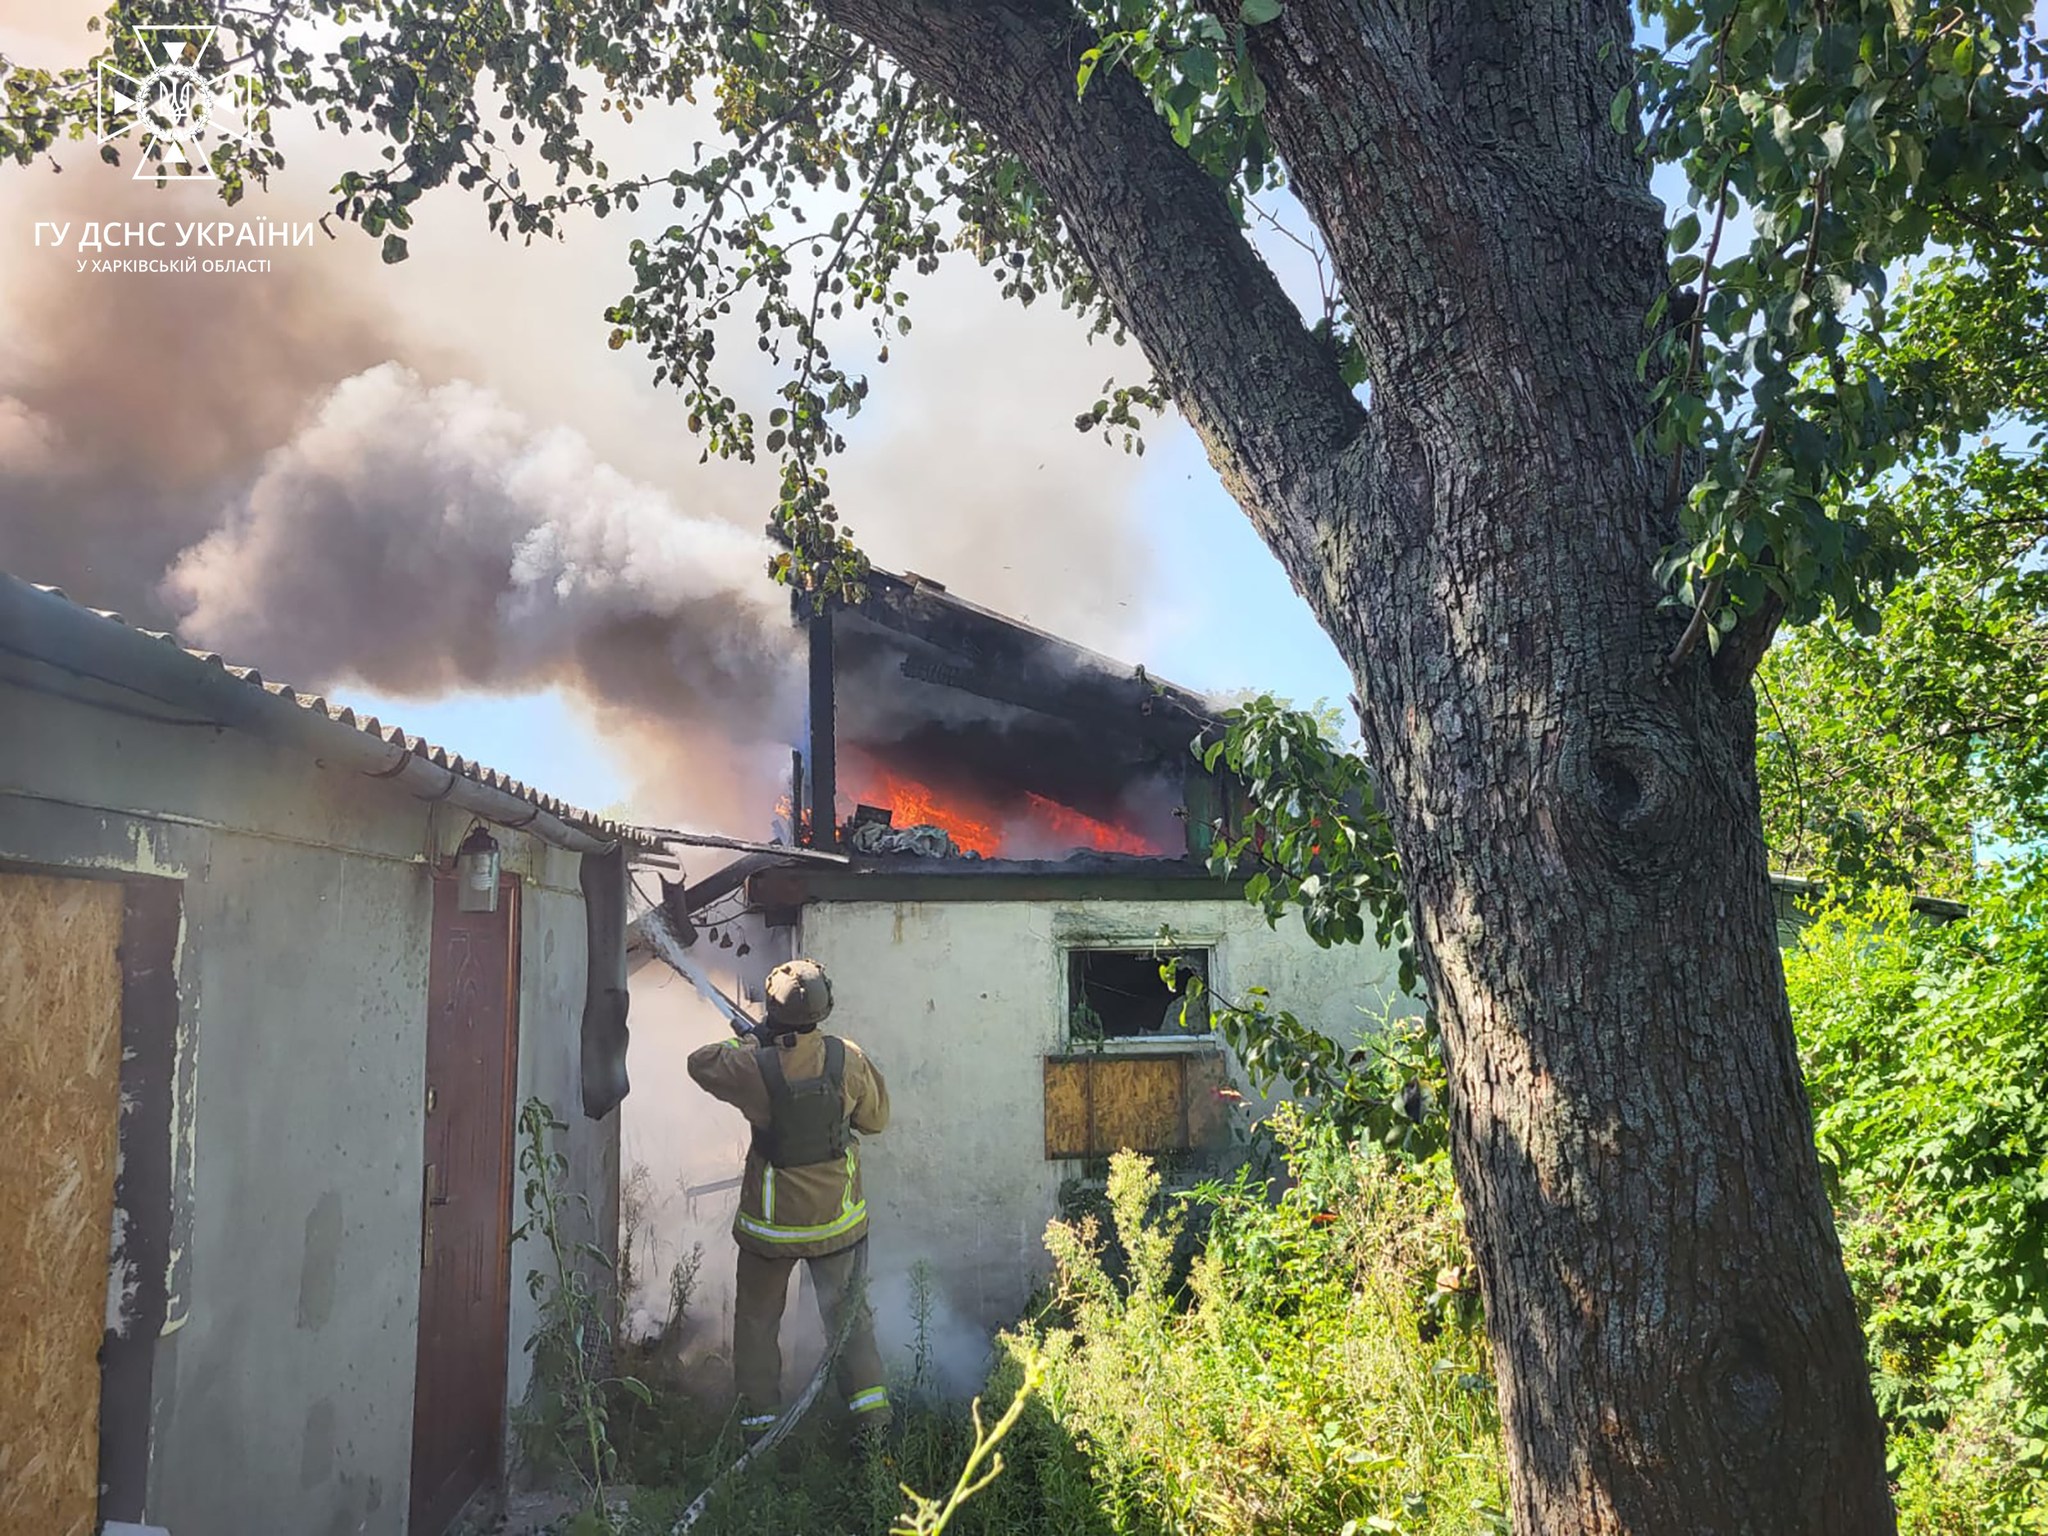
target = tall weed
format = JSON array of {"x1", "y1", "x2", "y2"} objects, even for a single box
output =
[{"x1": 1009, "y1": 1112, "x2": 1506, "y2": 1536}]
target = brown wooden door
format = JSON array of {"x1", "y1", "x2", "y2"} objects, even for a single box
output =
[{"x1": 409, "y1": 876, "x2": 520, "y2": 1535}]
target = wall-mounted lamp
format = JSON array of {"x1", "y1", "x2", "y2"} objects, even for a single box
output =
[{"x1": 456, "y1": 825, "x2": 501, "y2": 913}]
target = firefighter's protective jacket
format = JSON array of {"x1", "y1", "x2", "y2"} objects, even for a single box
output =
[{"x1": 686, "y1": 1031, "x2": 890, "y2": 1259}]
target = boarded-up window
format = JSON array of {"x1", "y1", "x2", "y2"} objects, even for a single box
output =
[
  {"x1": 0, "y1": 872, "x2": 124, "y2": 1536},
  {"x1": 1043, "y1": 1051, "x2": 1234, "y2": 1159}
]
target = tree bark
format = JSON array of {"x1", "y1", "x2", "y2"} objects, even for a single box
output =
[{"x1": 816, "y1": 1, "x2": 1896, "y2": 1529}]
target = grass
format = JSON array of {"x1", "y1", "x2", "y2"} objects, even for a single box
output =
[
  {"x1": 1009, "y1": 1114, "x2": 1505, "y2": 1536},
  {"x1": 572, "y1": 1107, "x2": 1503, "y2": 1536}
]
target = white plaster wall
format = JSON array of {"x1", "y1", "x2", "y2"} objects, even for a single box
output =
[
  {"x1": 795, "y1": 895, "x2": 1414, "y2": 1363},
  {"x1": 508, "y1": 868, "x2": 619, "y2": 1413},
  {"x1": 150, "y1": 833, "x2": 433, "y2": 1536},
  {"x1": 0, "y1": 677, "x2": 602, "y2": 1536}
]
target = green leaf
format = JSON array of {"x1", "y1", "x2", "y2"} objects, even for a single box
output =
[
  {"x1": 1240, "y1": 0, "x2": 1283, "y2": 25},
  {"x1": 380, "y1": 233, "x2": 409, "y2": 264},
  {"x1": 1610, "y1": 82, "x2": 1633, "y2": 135}
]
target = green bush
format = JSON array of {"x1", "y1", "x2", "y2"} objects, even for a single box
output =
[
  {"x1": 1000, "y1": 1111, "x2": 1504, "y2": 1536},
  {"x1": 1786, "y1": 866, "x2": 2048, "y2": 1533}
]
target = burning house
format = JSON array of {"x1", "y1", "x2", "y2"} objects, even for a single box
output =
[
  {"x1": 796, "y1": 569, "x2": 1215, "y2": 862},
  {"x1": 632, "y1": 569, "x2": 1413, "y2": 1355}
]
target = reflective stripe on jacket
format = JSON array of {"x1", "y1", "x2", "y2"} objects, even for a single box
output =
[{"x1": 686, "y1": 1031, "x2": 889, "y2": 1259}]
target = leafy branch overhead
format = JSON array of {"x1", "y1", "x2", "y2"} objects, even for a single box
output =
[
  {"x1": 1196, "y1": 696, "x2": 1410, "y2": 975},
  {"x1": 1635, "y1": 0, "x2": 2048, "y2": 662},
  {"x1": 4, "y1": 0, "x2": 2041, "y2": 651}
]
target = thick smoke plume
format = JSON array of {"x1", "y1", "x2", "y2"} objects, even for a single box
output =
[
  {"x1": 0, "y1": 199, "x2": 399, "y2": 622},
  {"x1": 163, "y1": 362, "x2": 803, "y2": 823},
  {"x1": 0, "y1": 217, "x2": 803, "y2": 826},
  {"x1": 166, "y1": 363, "x2": 789, "y2": 705}
]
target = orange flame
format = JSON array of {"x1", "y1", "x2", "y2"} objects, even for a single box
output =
[
  {"x1": 841, "y1": 753, "x2": 1163, "y2": 858},
  {"x1": 772, "y1": 792, "x2": 811, "y2": 843},
  {"x1": 1022, "y1": 793, "x2": 1157, "y2": 856},
  {"x1": 860, "y1": 769, "x2": 1001, "y2": 856}
]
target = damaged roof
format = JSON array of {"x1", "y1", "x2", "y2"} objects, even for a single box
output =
[
  {"x1": 0, "y1": 571, "x2": 651, "y2": 854},
  {"x1": 819, "y1": 566, "x2": 1218, "y2": 731}
]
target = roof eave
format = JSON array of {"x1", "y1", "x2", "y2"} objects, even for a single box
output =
[{"x1": 0, "y1": 572, "x2": 647, "y2": 856}]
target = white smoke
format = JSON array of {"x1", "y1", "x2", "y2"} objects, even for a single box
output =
[{"x1": 0, "y1": 394, "x2": 55, "y2": 468}]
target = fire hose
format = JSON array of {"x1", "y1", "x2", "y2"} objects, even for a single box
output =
[
  {"x1": 638, "y1": 906, "x2": 761, "y2": 1039},
  {"x1": 670, "y1": 1270, "x2": 866, "y2": 1533},
  {"x1": 634, "y1": 907, "x2": 871, "y2": 1531}
]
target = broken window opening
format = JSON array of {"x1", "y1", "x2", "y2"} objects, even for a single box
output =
[{"x1": 1067, "y1": 947, "x2": 1211, "y2": 1042}]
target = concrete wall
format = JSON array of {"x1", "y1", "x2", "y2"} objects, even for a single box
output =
[
  {"x1": 0, "y1": 676, "x2": 610, "y2": 1536},
  {"x1": 791, "y1": 894, "x2": 1413, "y2": 1374},
  {"x1": 509, "y1": 878, "x2": 620, "y2": 1414}
]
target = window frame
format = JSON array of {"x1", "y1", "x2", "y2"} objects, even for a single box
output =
[{"x1": 1063, "y1": 942, "x2": 1215, "y2": 1049}]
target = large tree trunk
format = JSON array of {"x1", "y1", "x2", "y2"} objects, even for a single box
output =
[
  {"x1": 818, "y1": 1, "x2": 1896, "y2": 1529},
  {"x1": 1254, "y1": 12, "x2": 1900, "y2": 1532}
]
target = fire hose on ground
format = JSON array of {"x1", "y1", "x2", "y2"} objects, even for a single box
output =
[{"x1": 670, "y1": 1270, "x2": 865, "y2": 1533}]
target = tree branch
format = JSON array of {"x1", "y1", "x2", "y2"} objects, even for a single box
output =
[
  {"x1": 809, "y1": 0, "x2": 1370, "y2": 600},
  {"x1": 1689, "y1": 169, "x2": 1833, "y2": 686}
]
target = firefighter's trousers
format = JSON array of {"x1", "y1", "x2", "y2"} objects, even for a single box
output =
[{"x1": 734, "y1": 1238, "x2": 890, "y2": 1431}]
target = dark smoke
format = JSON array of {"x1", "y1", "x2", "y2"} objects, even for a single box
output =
[
  {"x1": 0, "y1": 239, "x2": 803, "y2": 827},
  {"x1": 0, "y1": 155, "x2": 1156, "y2": 834}
]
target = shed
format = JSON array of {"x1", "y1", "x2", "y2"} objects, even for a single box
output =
[{"x1": 0, "y1": 572, "x2": 641, "y2": 1536}]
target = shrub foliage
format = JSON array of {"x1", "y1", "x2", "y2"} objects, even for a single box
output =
[{"x1": 1786, "y1": 870, "x2": 2048, "y2": 1533}]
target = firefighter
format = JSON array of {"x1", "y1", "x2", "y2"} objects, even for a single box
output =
[{"x1": 686, "y1": 957, "x2": 892, "y2": 1444}]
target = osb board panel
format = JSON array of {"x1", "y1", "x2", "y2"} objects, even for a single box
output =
[
  {"x1": 0, "y1": 873, "x2": 124, "y2": 1536},
  {"x1": 1044, "y1": 1056, "x2": 1193, "y2": 1158},
  {"x1": 1044, "y1": 1058, "x2": 1091, "y2": 1159},
  {"x1": 1092, "y1": 1057, "x2": 1185, "y2": 1154},
  {"x1": 1183, "y1": 1052, "x2": 1234, "y2": 1151}
]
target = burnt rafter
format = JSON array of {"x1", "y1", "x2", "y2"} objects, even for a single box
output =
[{"x1": 890, "y1": 647, "x2": 1196, "y2": 743}]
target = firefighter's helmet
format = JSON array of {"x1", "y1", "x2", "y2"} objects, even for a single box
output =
[{"x1": 764, "y1": 958, "x2": 833, "y2": 1030}]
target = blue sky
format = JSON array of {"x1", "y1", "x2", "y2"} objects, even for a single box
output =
[{"x1": 1129, "y1": 426, "x2": 1355, "y2": 706}]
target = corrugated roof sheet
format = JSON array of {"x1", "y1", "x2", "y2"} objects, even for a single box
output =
[{"x1": 19, "y1": 580, "x2": 643, "y2": 846}]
